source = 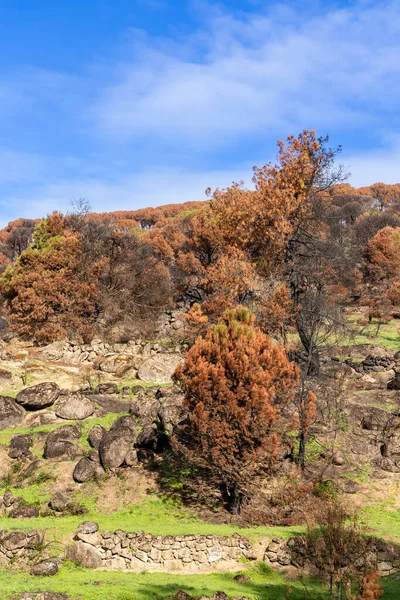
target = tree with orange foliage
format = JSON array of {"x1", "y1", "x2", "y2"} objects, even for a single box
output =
[
  {"x1": 172, "y1": 306, "x2": 299, "y2": 511},
  {"x1": 0, "y1": 213, "x2": 99, "y2": 343},
  {"x1": 201, "y1": 249, "x2": 262, "y2": 317},
  {"x1": 364, "y1": 227, "x2": 400, "y2": 283},
  {"x1": 210, "y1": 131, "x2": 346, "y2": 372},
  {"x1": 363, "y1": 227, "x2": 400, "y2": 322},
  {"x1": 359, "y1": 182, "x2": 400, "y2": 211}
]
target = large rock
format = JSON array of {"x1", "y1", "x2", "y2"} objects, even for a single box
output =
[
  {"x1": 25, "y1": 411, "x2": 62, "y2": 428},
  {"x1": 88, "y1": 424, "x2": 106, "y2": 450},
  {"x1": 89, "y1": 395, "x2": 131, "y2": 414},
  {"x1": 49, "y1": 491, "x2": 70, "y2": 512},
  {"x1": 156, "y1": 388, "x2": 186, "y2": 435},
  {"x1": 0, "y1": 396, "x2": 25, "y2": 429},
  {"x1": 55, "y1": 392, "x2": 94, "y2": 420},
  {"x1": 138, "y1": 354, "x2": 183, "y2": 384},
  {"x1": 130, "y1": 398, "x2": 159, "y2": 423},
  {"x1": 73, "y1": 457, "x2": 98, "y2": 483},
  {"x1": 96, "y1": 354, "x2": 135, "y2": 374},
  {"x1": 110, "y1": 415, "x2": 137, "y2": 433},
  {"x1": 1, "y1": 531, "x2": 27, "y2": 550},
  {"x1": 95, "y1": 383, "x2": 119, "y2": 395},
  {"x1": 44, "y1": 425, "x2": 80, "y2": 460},
  {"x1": 8, "y1": 502, "x2": 39, "y2": 518},
  {"x1": 43, "y1": 440, "x2": 78, "y2": 461},
  {"x1": 77, "y1": 521, "x2": 98, "y2": 534},
  {"x1": 99, "y1": 426, "x2": 136, "y2": 469},
  {"x1": 66, "y1": 540, "x2": 103, "y2": 568},
  {"x1": 16, "y1": 382, "x2": 60, "y2": 410},
  {"x1": 8, "y1": 434, "x2": 32, "y2": 459},
  {"x1": 30, "y1": 559, "x2": 59, "y2": 576}
]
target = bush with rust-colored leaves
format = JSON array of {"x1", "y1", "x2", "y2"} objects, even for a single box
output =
[{"x1": 172, "y1": 305, "x2": 299, "y2": 511}]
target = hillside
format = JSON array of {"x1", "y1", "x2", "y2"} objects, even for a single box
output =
[{"x1": 0, "y1": 132, "x2": 400, "y2": 599}]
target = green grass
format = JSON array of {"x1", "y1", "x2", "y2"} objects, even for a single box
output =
[
  {"x1": 0, "y1": 495, "x2": 303, "y2": 543},
  {"x1": 1, "y1": 480, "x2": 55, "y2": 505},
  {"x1": 371, "y1": 402, "x2": 398, "y2": 410},
  {"x1": 287, "y1": 313, "x2": 400, "y2": 352},
  {"x1": 346, "y1": 315, "x2": 400, "y2": 351},
  {"x1": 362, "y1": 500, "x2": 400, "y2": 544},
  {"x1": 0, "y1": 562, "x2": 398, "y2": 600},
  {"x1": 0, "y1": 562, "x2": 330, "y2": 600}
]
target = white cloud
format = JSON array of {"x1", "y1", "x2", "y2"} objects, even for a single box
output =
[{"x1": 92, "y1": 1, "x2": 400, "y2": 146}]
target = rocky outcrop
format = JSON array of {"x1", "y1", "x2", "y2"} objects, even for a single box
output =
[
  {"x1": 1, "y1": 489, "x2": 39, "y2": 519},
  {"x1": 156, "y1": 387, "x2": 186, "y2": 434},
  {"x1": 339, "y1": 349, "x2": 400, "y2": 389},
  {"x1": 39, "y1": 315, "x2": 188, "y2": 366},
  {"x1": 95, "y1": 383, "x2": 119, "y2": 395},
  {"x1": 95, "y1": 354, "x2": 136, "y2": 378},
  {"x1": 0, "y1": 396, "x2": 25, "y2": 429},
  {"x1": 16, "y1": 382, "x2": 60, "y2": 410},
  {"x1": 98, "y1": 425, "x2": 136, "y2": 469},
  {"x1": 0, "y1": 529, "x2": 43, "y2": 565},
  {"x1": 263, "y1": 536, "x2": 400, "y2": 577}
]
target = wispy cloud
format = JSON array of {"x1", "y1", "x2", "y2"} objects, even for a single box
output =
[{"x1": 92, "y1": 1, "x2": 400, "y2": 147}]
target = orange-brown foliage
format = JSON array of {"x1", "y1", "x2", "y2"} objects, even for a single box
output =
[{"x1": 173, "y1": 306, "x2": 299, "y2": 509}]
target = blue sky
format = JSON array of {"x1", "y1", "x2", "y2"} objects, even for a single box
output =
[{"x1": 0, "y1": 0, "x2": 400, "y2": 226}]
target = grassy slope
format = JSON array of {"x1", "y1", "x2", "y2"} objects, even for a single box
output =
[
  {"x1": 346, "y1": 315, "x2": 400, "y2": 351},
  {"x1": 0, "y1": 563, "x2": 399, "y2": 600},
  {"x1": 1, "y1": 336, "x2": 400, "y2": 598}
]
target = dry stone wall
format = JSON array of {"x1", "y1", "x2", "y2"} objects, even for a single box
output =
[
  {"x1": 0, "y1": 529, "x2": 44, "y2": 566},
  {"x1": 67, "y1": 524, "x2": 252, "y2": 573},
  {"x1": 264, "y1": 536, "x2": 400, "y2": 577},
  {"x1": 66, "y1": 524, "x2": 400, "y2": 577},
  {"x1": 39, "y1": 310, "x2": 187, "y2": 367},
  {"x1": 1, "y1": 525, "x2": 399, "y2": 578}
]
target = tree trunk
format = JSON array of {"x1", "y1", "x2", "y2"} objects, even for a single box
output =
[
  {"x1": 296, "y1": 317, "x2": 320, "y2": 375},
  {"x1": 220, "y1": 483, "x2": 243, "y2": 513},
  {"x1": 298, "y1": 431, "x2": 306, "y2": 469}
]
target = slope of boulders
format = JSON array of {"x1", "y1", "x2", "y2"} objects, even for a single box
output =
[{"x1": 0, "y1": 380, "x2": 187, "y2": 505}]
